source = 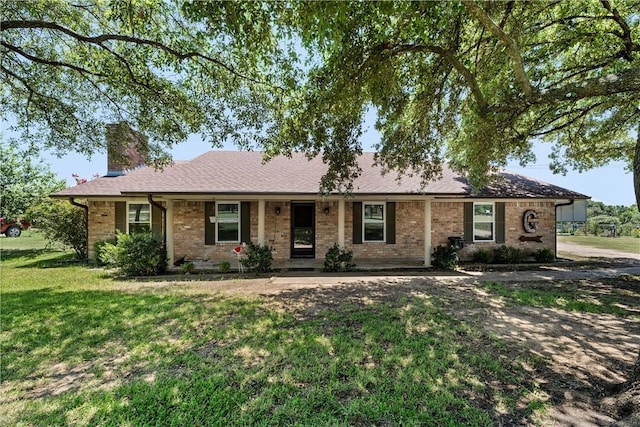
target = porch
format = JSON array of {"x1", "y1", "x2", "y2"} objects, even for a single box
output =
[{"x1": 183, "y1": 257, "x2": 428, "y2": 273}]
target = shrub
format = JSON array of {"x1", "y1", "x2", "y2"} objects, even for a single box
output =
[
  {"x1": 240, "y1": 242, "x2": 273, "y2": 273},
  {"x1": 432, "y1": 244, "x2": 459, "y2": 270},
  {"x1": 93, "y1": 239, "x2": 116, "y2": 265},
  {"x1": 180, "y1": 261, "x2": 196, "y2": 274},
  {"x1": 473, "y1": 248, "x2": 492, "y2": 264},
  {"x1": 493, "y1": 245, "x2": 525, "y2": 264},
  {"x1": 26, "y1": 200, "x2": 87, "y2": 259},
  {"x1": 96, "y1": 240, "x2": 119, "y2": 266},
  {"x1": 218, "y1": 260, "x2": 231, "y2": 273},
  {"x1": 113, "y1": 232, "x2": 167, "y2": 276},
  {"x1": 323, "y1": 244, "x2": 355, "y2": 272},
  {"x1": 533, "y1": 248, "x2": 556, "y2": 263}
]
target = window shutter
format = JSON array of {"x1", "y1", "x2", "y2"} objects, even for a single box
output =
[
  {"x1": 352, "y1": 202, "x2": 362, "y2": 244},
  {"x1": 463, "y1": 202, "x2": 473, "y2": 243},
  {"x1": 115, "y1": 202, "x2": 126, "y2": 234},
  {"x1": 386, "y1": 202, "x2": 396, "y2": 244},
  {"x1": 495, "y1": 202, "x2": 506, "y2": 244},
  {"x1": 204, "y1": 202, "x2": 216, "y2": 245},
  {"x1": 151, "y1": 204, "x2": 163, "y2": 238},
  {"x1": 241, "y1": 201, "x2": 251, "y2": 243}
]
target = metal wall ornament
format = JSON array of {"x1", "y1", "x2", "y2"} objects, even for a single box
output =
[{"x1": 523, "y1": 210, "x2": 539, "y2": 233}]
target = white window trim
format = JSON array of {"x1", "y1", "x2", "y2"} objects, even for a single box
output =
[
  {"x1": 216, "y1": 201, "x2": 241, "y2": 243},
  {"x1": 363, "y1": 201, "x2": 386, "y2": 243},
  {"x1": 127, "y1": 202, "x2": 151, "y2": 233},
  {"x1": 473, "y1": 202, "x2": 495, "y2": 243}
]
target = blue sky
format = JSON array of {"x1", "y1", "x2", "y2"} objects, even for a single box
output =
[{"x1": 41, "y1": 131, "x2": 636, "y2": 207}]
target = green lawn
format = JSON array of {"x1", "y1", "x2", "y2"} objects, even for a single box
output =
[
  {"x1": 0, "y1": 229, "x2": 51, "y2": 251},
  {"x1": 0, "y1": 248, "x2": 556, "y2": 426},
  {"x1": 558, "y1": 235, "x2": 640, "y2": 254}
]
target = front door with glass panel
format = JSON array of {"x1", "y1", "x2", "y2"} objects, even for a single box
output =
[{"x1": 291, "y1": 203, "x2": 315, "y2": 258}]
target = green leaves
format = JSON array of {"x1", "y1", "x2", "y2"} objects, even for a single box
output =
[
  {"x1": 0, "y1": 141, "x2": 65, "y2": 220},
  {"x1": 3, "y1": 1, "x2": 640, "y2": 200}
]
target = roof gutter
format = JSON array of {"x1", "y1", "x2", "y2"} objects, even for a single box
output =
[
  {"x1": 554, "y1": 198, "x2": 575, "y2": 260},
  {"x1": 147, "y1": 194, "x2": 167, "y2": 246},
  {"x1": 69, "y1": 197, "x2": 89, "y2": 260},
  {"x1": 555, "y1": 198, "x2": 575, "y2": 209}
]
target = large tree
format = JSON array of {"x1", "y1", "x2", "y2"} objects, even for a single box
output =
[
  {"x1": 1, "y1": 0, "x2": 291, "y2": 165},
  {"x1": 184, "y1": 1, "x2": 640, "y2": 200},
  {"x1": 0, "y1": 141, "x2": 65, "y2": 220},
  {"x1": 3, "y1": 1, "x2": 638, "y2": 202}
]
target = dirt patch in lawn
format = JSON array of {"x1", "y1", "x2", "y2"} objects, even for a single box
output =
[{"x1": 178, "y1": 272, "x2": 640, "y2": 426}]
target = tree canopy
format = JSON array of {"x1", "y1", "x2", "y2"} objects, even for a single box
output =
[
  {"x1": 0, "y1": 141, "x2": 65, "y2": 220},
  {"x1": 1, "y1": 0, "x2": 290, "y2": 165},
  {"x1": 187, "y1": 1, "x2": 640, "y2": 197},
  {"x1": 2, "y1": 0, "x2": 639, "y2": 204}
]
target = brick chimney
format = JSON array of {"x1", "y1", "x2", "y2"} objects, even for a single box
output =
[{"x1": 106, "y1": 122, "x2": 148, "y2": 176}]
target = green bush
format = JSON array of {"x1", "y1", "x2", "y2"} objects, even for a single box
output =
[
  {"x1": 493, "y1": 245, "x2": 525, "y2": 264},
  {"x1": 323, "y1": 244, "x2": 355, "y2": 272},
  {"x1": 218, "y1": 260, "x2": 231, "y2": 273},
  {"x1": 93, "y1": 239, "x2": 116, "y2": 266},
  {"x1": 432, "y1": 245, "x2": 459, "y2": 270},
  {"x1": 240, "y1": 242, "x2": 273, "y2": 273},
  {"x1": 472, "y1": 248, "x2": 492, "y2": 264},
  {"x1": 533, "y1": 248, "x2": 555, "y2": 263},
  {"x1": 26, "y1": 200, "x2": 87, "y2": 259},
  {"x1": 110, "y1": 232, "x2": 167, "y2": 276},
  {"x1": 180, "y1": 261, "x2": 196, "y2": 274},
  {"x1": 98, "y1": 242, "x2": 120, "y2": 267}
]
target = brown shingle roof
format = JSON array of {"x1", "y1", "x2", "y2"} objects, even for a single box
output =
[{"x1": 52, "y1": 151, "x2": 588, "y2": 199}]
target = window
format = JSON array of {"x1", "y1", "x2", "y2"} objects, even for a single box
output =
[
  {"x1": 217, "y1": 202, "x2": 240, "y2": 242},
  {"x1": 473, "y1": 202, "x2": 494, "y2": 241},
  {"x1": 128, "y1": 203, "x2": 151, "y2": 233},
  {"x1": 363, "y1": 202, "x2": 385, "y2": 242}
]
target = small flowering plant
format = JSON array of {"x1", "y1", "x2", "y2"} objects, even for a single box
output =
[{"x1": 72, "y1": 173, "x2": 100, "y2": 185}]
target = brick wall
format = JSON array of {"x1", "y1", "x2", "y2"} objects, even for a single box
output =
[
  {"x1": 264, "y1": 201, "x2": 290, "y2": 259},
  {"x1": 505, "y1": 200, "x2": 556, "y2": 252},
  {"x1": 87, "y1": 198, "x2": 558, "y2": 264},
  {"x1": 173, "y1": 201, "x2": 259, "y2": 262},
  {"x1": 345, "y1": 201, "x2": 425, "y2": 261},
  {"x1": 456, "y1": 200, "x2": 556, "y2": 260},
  {"x1": 315, "y1": 202, "x2": 339, "y2": 258},
  {"x1": 87, "y1": 201, "x2": 116, "y2": 260},
  {"x1": 431, "y1": 202, "x2": 465, "y2": 248}
]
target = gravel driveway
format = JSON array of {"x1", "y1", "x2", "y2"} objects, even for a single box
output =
[{"x1": 557, "y1": 240, "x2": 640, "y2": 262}]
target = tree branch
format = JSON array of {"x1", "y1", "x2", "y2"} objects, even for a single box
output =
[
  {"x1": 461, "y1": 0, "x2": 533, "y2": 98},
  {"x1": 1, "y1": 19, "x2": 279, "y2": 88},
  {"x1": 1, "y1": 42, "x2": 108, "y2": 78},
  {"x1": 600, "y1": 0, "x2": 639, "y2": 61},
  {"x1": 544, "y1": 51, "x2": 629, "y2": 88},
  {"x1": 379, "y1": 43, "x2": 489, "y2": 115},
  {"x1": 530, "y1": 101, "x2": 606, "y2": 137},
  {"x1": 494, "y1": 67, "x2": 640, "y2": 112}
]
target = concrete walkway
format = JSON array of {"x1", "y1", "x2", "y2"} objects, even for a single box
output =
[{"x1": 266, "y1": 263, "x2": 640, "y2": 288}]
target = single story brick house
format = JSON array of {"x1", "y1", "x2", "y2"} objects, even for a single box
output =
[{"x1": 53, "y1": 149, "x2": 588, "y2": 267}]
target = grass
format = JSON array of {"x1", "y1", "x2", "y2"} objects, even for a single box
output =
[
  {"x1": 1, "y1": 248, "x2": 551, "y2": 426},
  {"x1": 482, "y1": 279, "x2": 639, "y2": 316},
  {"x1": 0, "y1": 229, "x2": 52, "y2": 251},
  {"x1": 558, "y1": 235, "x2": 640, "y2": 254}
]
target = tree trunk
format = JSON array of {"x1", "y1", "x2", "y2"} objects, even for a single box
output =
[
  {"x1": 631, "y1": 349, "x2": 640, "y2": 385},
  {"x1": 634, "y1": 119, "x2": 640, "y2": 212}
]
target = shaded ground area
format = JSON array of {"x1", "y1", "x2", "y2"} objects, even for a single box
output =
[
  {"x1": 5, "y1": 240, "x2": 638, "y2": 425},
  {"x1": 127, "y1": 264, "x2": 640, "y2": 426},
  {"x1": 126, "y1": 237, "x2": 640, "y2": 427}
]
